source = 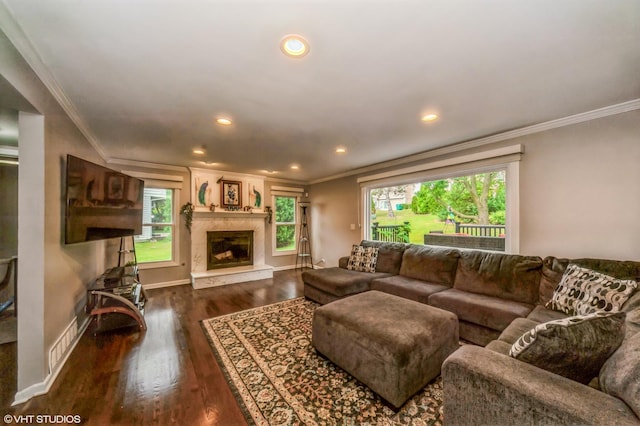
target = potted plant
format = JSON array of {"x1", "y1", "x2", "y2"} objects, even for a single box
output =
[{"x1": 180, "y1": 202, "x2": 194, "y2": 233}]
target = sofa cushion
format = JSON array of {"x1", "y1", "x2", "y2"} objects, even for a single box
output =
[
  {"x1": 539, "y1": 256, "x2": 567, "y2": 305},
  {"x1": 599, "y1": 331, "x2": 640, "y2": 417},
  {"x1": 458, "y1": 320, "x2": 501, "y2": 346},
  {"x1": 540, "y1": 256, "x2": 640, "y2": 305},
  {"x1": 398, "y1": 245, "x2": 460, "y2": 285},
  {"x1": 453, "y1": 250, "x2": 542, "y2": 304},
  {"x1": 526, "y1": 305, "x2": 568, "y2": 323},
  {"x1": 370, "y1": 275, "x2": 449, "y2": 304},
  {"x1": 627, "y1": 308, "x2": 640, "y2": 337},
  {"x1": 546, "y1": 264, "x2": 638, "y2": 316},
  {"x1": 509, "y1": 311, "x2": 626, "y2": 385},
  {"x1": 346, "y1": 245, "x2": 379, "y2": 272},
  {"x1": 497, "y1": 317, "x2": 541, "y2": 345},
  {"x1": 485, "y1": 339, "x2": 512, "y2": 355},
  {"x1": 360, "y1": 240, "x2": 407, "y2": 274},
  {"x1": 623, "y1": 289, "x2": 640, "y2": 313},
  {"x1": 429, "y1": 288, "x2": 534, "y2": 332},
  {"x1": 301, "y1": 267, "x2": 392, "y2": 297}
]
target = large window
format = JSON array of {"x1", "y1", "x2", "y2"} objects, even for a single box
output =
[
  {"x1": 135, "y1": 187, "x2": 176, "y2": 265},
  {"x1": 365, "y1": 166, "x2": 516, "y2": 252},
  {"x1": 273, "y1": 195, "x2": 298, "y2": 254}
]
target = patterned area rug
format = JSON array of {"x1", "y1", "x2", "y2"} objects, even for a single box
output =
[{"x1": 201, "y1": 297, "x2": 444, "y2": 425}]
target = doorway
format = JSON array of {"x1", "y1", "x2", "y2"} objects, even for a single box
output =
[{"x1": 0, "y1": 107, "x2": 19, "y2": 408}]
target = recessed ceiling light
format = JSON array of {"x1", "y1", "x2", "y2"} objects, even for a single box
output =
[
  {"x1": 421, "y1": 113, "x2": 439, "y2": 122},
  {"x1": 290, "y1": 165, "x2": 300, "y2": 170},
  {"x1": 335, "y1": 147, "x2": 347, "y2": 154},
  {"x1": 193, "y1": 148, "x2": 206, "y2": 155},
  {"x1": 216, "y1": 117, "x2": 232, "y2": 126},
  {"x1": 280, "y1": 34, "x2": 310, "y2": 58}
]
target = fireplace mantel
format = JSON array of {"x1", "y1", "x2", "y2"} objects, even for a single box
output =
[{"x1": 193, "y1": 211, "x2": 268, "y2": 219}]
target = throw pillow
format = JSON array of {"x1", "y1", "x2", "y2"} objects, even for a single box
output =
[
  {"x1": 599, "y1": 331, "x2": 640, "y2": 417},
  {"x1": 509, "y1": 311, "x2": 626, "y2": 384},
  {"x1": 546, "y1": 264, "x2": 638, "y2": 315},
  {"x1": 346, "y1": 245, "x2": 379, "y2": 273}
]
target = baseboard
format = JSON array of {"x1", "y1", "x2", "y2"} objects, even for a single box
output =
[
  {"x1": 272, "y1": 264, "x2": 323, "y2": 271},
  {"x1": 142, "y1": 278, "x2": 191, "y2": 290},
  {"x1": 272, "y1": 264, "x2": 297, "y2": 271},
  {"x1": 12, "y1": 315, "x2": 90, "y2": 406}
]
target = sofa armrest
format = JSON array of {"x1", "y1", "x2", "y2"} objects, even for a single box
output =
[{"x1": 442, "y1": 345, "x2": 638, "y2": 426}]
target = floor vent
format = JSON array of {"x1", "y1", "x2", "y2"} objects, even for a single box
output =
[{"x1": 48, "y1": 317, "x2": 78, "y2": 374}]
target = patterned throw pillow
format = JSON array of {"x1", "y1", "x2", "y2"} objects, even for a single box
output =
[
  {"x1": 346, "y1": 245, "x2": 379, "y2": 273},
  {"x1": 509, "y1": 311, "x2": 626, "y2": 384},
  {"x1": 546, "y1": 264, "x2": 638, "y2": 315}
]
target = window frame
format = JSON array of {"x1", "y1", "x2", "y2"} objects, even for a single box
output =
[
  {"x1": 271, "y1": 193, "x2": 300, "y2": 257},
  {"x1": 361, "y1": 159, "x2": 520, "y2": 253},
  {"x1": 136, "y1": 186, "x2": 181, "y2": 269}
]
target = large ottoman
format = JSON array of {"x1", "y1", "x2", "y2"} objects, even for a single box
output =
[{"x1": 312, "y1": 290, "x2": 459, "y2": 408}]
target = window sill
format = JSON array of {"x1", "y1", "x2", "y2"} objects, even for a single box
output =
[
  {"x1": 137, "y1": 260, "x2": 181, "y2": 270},
  {"x1": 272, "y1": 250, "x2": 296, "y2": 257}
]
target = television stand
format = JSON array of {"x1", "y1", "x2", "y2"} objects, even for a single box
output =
[{"x1": 86, "y1": 266, "x2": 147, "y2": 333}]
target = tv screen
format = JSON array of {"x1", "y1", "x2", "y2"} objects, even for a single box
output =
[{"x1": 65, "y1": 155, "x2": 144, "y2": 244}]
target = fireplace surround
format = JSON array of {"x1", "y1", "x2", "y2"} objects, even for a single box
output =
[{"x1": 190, "y1": 211, "x2": 272, "y2": 289}]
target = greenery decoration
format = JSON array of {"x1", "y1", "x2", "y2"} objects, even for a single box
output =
[
  {"x1": 180, "y1": 202, "x2": 194, "y2": 233},
  {"x1": 396, "y1": 222, "x2": 412, "y2": 243}
]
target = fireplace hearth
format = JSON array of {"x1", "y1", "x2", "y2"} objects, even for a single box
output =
[{"x1": 207, "y1": 230, "x2": 253, "y2": 270}]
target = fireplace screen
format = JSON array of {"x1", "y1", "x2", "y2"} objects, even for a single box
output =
[{"x1": 207, "y1": 230, "x2": 254, "y2": 270}]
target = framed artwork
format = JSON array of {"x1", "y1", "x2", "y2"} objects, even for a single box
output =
[
  {"x1": 105, "y1": 173, "x2": 126, "y2": 202},
  {"x1": 221, "y1": 180, "x2": 242, "y2": 208}
]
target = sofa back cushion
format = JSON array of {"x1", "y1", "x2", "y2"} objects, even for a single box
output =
[
  {"x1": 399, "y1": 245, "x2": 460, "y2": 286},
  {"x1": 360, "y1": 240, "x2": 407, "y2": 275},
  {"x1": 539, "y1": 256, "x2": 640, "y2": 305},
  {"x1": 453, "y1": 250, "x2": 542, "y2": 304}
]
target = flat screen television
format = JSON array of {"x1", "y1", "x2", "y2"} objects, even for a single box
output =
[{"x1": 65, "y1": 155, "x2": 144, "y2": 244}]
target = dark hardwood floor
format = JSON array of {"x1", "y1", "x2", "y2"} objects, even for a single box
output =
[{"x1": 2, "y1": 270, "x2": 305, "y2": 425}]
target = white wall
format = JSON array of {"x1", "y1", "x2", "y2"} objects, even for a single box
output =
[
  {"x1": 518, "y1": 110, "x2": 640, "y2": 260},
  {"x1": 309, "y1": 176, "x2": 361, "y2": 267}
]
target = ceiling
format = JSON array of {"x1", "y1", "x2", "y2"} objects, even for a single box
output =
[{"x1": 1, "y1": 0, "x2": 639, "y2": 182}]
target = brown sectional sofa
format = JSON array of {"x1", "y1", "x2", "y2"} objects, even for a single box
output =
[
  {"x1": 302, "y1": 240, "x2": 640, "y2": 423},
  {"x1": 303, "y1": 240, "x2": 547, "y2": 345}
]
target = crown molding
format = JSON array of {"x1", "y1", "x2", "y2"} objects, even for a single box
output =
[
  {"x1": 0, "y1": 2, "x2": 107, "y2": 159},
  {"x1": 309, "y1": 98, "x2": 640, "y2": 185},
  {"x1": 107, "y1": 158, "x2": 189, "y2": 173}
]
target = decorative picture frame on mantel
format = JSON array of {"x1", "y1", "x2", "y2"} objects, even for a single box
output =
[{"x1": 221, "y1": 180, "x2": 242, "y2": 208}]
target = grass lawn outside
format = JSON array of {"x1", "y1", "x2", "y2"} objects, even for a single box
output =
[
  {"x1": 371, "y1": 210, "x2": 457, "y2": 244},
  {"x1": 277, "y1": 242, "x2": 296, "y2": 252},
  {"x1": 135, "y1": 238, "x2": 172, "y2": 263}
]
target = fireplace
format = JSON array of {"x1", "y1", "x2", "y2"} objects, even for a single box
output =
[
  {"x1": 207, "y1": 230, "x2": 254, "y2": 270},
  {"x1": 191, "y1": 211, "x2": 272, "y2": 289}
]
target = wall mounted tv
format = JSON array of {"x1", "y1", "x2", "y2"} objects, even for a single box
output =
[{"x1": 65, "y1": 155, "x2": 144, "y2": 244}]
